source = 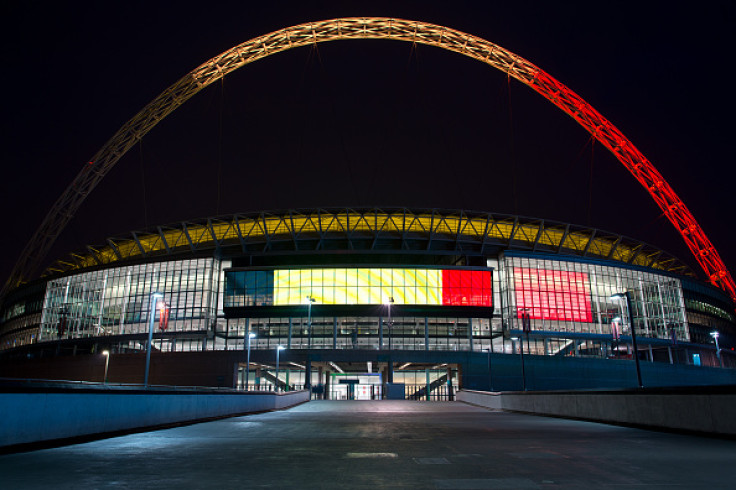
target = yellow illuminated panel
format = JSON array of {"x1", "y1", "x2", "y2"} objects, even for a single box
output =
[{"x1": 273, "y1": 268, "x2": 444, "y2": 305}]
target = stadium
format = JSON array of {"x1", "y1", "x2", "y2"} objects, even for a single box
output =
[
  {"x1": 1, "y1": 207, "x2": 734, "y2": 397},
  {"x1": 1, "y1": 19, "x2": 735, "y2": 397}
]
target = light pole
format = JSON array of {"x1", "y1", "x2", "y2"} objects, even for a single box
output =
[
  {"x1": 486, "y1": 347, "x2": 493, "y2": 391},
  {"x1": 511, "y1": 336, "x2": 526, "y2": 391},
  {"x1": 611, "y1": 292, "x2": 643, "y2": 388},
  {"x1": 275, "y1": 345, "x2": 285, "y2": 392},
  {"x1": 521, "y1": 308, "x2": 531, "y2": 355},
  {"x1": 102, "y1": 350, "x2": 110, "y2": 384},
  {"x1": 305, "y1": 295, "x2": 316, "y2": 389},
  {"x1": 245, "y1": 332, "x2": 256, "y2": 390},
  {"x1": 711, "y1": 331, "x2": 723, "y2": 368},
  {"x1": 385, "y1": 297, "x2": 394, "y2": 350},
  {"x1": 306, "y1": 295, "x2": 316, "y2": 349},
  {"x1": 611, "y1": 317, "x2": 622, "y2": 358},
  {"x1": 144, "y1": 292, "x2": 163, "y2": 387}
]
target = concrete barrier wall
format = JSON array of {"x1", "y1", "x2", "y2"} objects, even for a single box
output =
[
  {"x1": 0, "y1": 389, "x2": 309, "y2": 448},
  {"x1": 461, "y1": 352, "x2": 736, "y2": 392},
  {"x1": 457, "y1": 388, "x2": 736, "y2": 435}
]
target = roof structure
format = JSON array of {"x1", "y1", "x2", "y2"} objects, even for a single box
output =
[{"x1": 45, "y1": 208, "x2": 692, "y2": 277}]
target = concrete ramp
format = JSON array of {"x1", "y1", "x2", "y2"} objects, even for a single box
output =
[{"x1": 0, "y1": 382, "x2": 309, "y2": 451}]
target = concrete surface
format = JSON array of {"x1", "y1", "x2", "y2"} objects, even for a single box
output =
[
  {"x1": 1, "y1": 388, "x2": 309, "y2": 448},
  {"x1": 457, "y1": 388, "x2": 736, "y2": 435},
  {"x1": 1, "y1": 400, "x2": 735, "y2": 489}
]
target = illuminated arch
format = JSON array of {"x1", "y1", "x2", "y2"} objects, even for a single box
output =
[{"x1": 6, "y1": 17, "x2": 735, "y2": 302}]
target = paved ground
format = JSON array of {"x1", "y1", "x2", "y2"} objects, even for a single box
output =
[{"x1": 1, "y1": 400, "x2": 734, "y2": 489}]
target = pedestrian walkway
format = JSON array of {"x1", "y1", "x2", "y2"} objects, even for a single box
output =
[{"x1": 1, "y1": 400, "x2": 734, "y2": 488}]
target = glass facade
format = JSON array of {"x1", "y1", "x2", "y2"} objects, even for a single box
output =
[
  {"x1": 3, "y1": 251, "x2": 733, "y2": 369},
  {"x1": 216, "y1": 316, "x2": 492, "y2": 352},
  {"x1": 39, "y1": 258, "x2": 218, "y2": 349},
  {"x1": 0, "y1": 312, "x2": 42, "y2": 349},
  {"x1": 498, "y1": 254, "x2": 689, "y2": 357}
]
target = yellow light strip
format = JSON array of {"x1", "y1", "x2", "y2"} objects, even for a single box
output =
[{"x1": 59, "y1": 210, "x2": 687, "y2": 276}]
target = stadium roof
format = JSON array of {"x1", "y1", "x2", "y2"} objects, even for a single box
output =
[{"x1": 45, "y1": 208, "x2": 693, "y2": 277}]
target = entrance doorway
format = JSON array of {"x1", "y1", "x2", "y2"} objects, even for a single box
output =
[
  {"x1": 331, "y1": 373, "x2": 383, "y2": 400},
  {"x1": 236, "y1": 359, "x2": 459, "y2": 401}
]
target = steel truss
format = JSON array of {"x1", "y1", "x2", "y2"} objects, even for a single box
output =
[
  {"x1": 47, "y1": 208, "x2": 690, "y2": 277},
  {"x1": 5, "y1": 17, "x2": 734, "y2": 302}
]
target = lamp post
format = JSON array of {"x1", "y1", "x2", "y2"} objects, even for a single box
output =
[
  {"x1": 144, "y1": 292, "x2": 163, "y2": 387},
  {"x1": 102, "y1": 350, "x2": 110, "y2": 384},
  {"x1": 611, "y1": 317, "x2": 622, "y2": 358},
  {"x1": 385, "y1": 297, "x2": 394, "y2": 350},
  {"x1": 306, "y1": 296, "x2": 316, "y2": 349},
  {"x1": 521, "y1": 308, "x2": 531, "y2": 354},
  {"x1": 711, "y1": 331, "x2": 722, "y2": 368},
  {"x1": 486, "y1": 347, "x2": 494, "y2": 391},
  {"x1": 511, "y1": 336, "x2": 526, "y2": 391},
  {"x1": 611, "y1": 292, "x2": 643, "y2": 388},
  {"x1": 275, "y1": 345, "x2": 285, "y2": 392},
  {"x1": 305, "y1": 296, "x2": 316, "y2": 389},
  {"x1": 245, "y1": 332, "x2": 256, "y2": 390}
]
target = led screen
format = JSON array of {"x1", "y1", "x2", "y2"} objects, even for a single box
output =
[
  {"x1": 225, "y1": 268, "x2": 492, "y2": 307},
  {"x1": 513, "y1": 267, "x2": 592, "y2": 322}
]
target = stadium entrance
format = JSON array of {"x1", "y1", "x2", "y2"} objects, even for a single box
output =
[{"x1": 236, "y1": 360, "x2": 458, "y2": 401}]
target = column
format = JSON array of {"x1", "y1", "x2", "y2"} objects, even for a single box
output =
[
  {"x1": 318, "y1": 365, "x2": 324, "y2": 399},
  {"x1": 424, "y1": 317, "x2": 429, "y2": 352},
  {"x1": 379, "y1": 317, "x2": 384, "y2": 350},
  {"x1": 468, "y1": 318, "x2": 474, "y2": 352},
  {"x1": 446, "y1": 366, "x2": 454, "y2": 401}
]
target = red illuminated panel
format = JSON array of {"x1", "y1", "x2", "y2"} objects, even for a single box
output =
[
  {"x1": 514, "y1": 268, "x2": 592, "y2": 322},
  {"x1": 441, "y1": 270, "x2": 492, "y2": 306}
]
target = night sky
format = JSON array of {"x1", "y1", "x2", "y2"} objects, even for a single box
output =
[{"x1": 1, "y1": 1, "x2": 735, "y2": 288}]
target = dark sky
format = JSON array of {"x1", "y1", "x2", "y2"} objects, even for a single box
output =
[{"x1": 1, "y1": 1, "x2": 735, "y2": 287}]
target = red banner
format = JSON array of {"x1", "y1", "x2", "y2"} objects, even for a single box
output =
[{"x1": 158, "y1": 302, "x2": 170, "y2": 331}]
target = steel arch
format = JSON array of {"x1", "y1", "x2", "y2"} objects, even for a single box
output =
[{"x1": 5, "y1": 17, "x2": 735, "y2": 302}]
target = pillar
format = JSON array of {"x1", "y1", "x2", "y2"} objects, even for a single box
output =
[
  {"x1": 379, "y1": 317, "x2": 384, "y2": 350},
  {"x1": 318, "y1": 365, "x2": 324, "y2": 399},
  {"x1": 424, "y1": 317, "x2": 429, "y2": 351},
  {"x1": 468, "y1": 318, "x2": 474, "y2": 352},
  {"x1": 305, "y1": 359, "x2": 312, "y2": 389},
  {"x1": 446, "y1": 366, "x2": 454, "y2": 401}
]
